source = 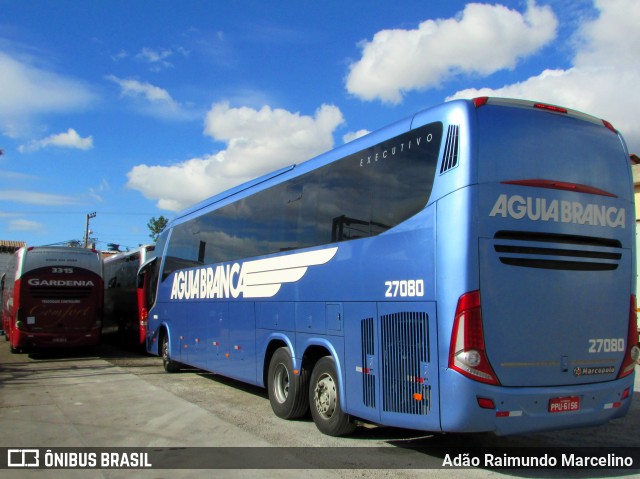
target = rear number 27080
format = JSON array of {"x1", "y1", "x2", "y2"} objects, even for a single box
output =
[
  {"x1": 384, "y1": 279, "x2": 425, "y2": 297},
  {"x1": 588, "y1": 338, "x2": 624, "y2": 353}
]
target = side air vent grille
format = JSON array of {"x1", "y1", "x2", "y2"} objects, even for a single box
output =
[
  {"x1": 494, "y1": 231, "x2": 622, "y2": 271},
  {"x1": 361, "y1": 317, "x2": 376, "y2": 409},
  {"x1": 440, "y1": 124, "x2": 459, "y2": 174},
  {"x1": 380, "y1": 312, "x2": 430, "y2": 415}
]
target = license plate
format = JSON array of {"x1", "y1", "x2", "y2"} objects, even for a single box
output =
[
  {"x1": 52, "y1": 338, "x2": 67, "y2": 343},
  {"x1": 549, "y1": 396, "x2": 580, "y2": 413}
]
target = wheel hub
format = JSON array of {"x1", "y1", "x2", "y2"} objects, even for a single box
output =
[
  {"x1": 273, "y1": 364, "x2": 290, "y2": 404},
  {"x1": 314, "y1": 373, "x2": 336, "y2": 418}
]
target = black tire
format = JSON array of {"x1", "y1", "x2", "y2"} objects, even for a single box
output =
[
  {"x1": 267, "y1": 347, "x2": 309, "y2": 419},
  {"x1": 309, "y1": 356, "x2": 356, "y2": 436},
  {"x1": 161, "y1": 334, "x2": 180, "y2": 373}
]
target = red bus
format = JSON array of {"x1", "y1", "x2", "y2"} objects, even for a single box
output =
[
  {"x1": 103, "y1": 245, "x2": 154, "y2": 346},
  {"x1": 2, "y1": 246, "x2": 103, "y2": 353}
]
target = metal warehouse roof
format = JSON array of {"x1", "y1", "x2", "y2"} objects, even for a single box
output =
[{"x1": 0, "y1": 240, "x2": 26, "y2": 253}]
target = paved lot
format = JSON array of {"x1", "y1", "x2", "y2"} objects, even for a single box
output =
[{"x1": 0, "y1": 340, "x2": 639, "y2": 478}]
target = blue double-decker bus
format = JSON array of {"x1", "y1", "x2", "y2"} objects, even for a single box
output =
[{"x1": 140, "y1": 97, "x2": 637, "y2": 436}]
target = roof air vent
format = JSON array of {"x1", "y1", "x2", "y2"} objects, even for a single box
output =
[{"x1": 440, "y1": 124, "x2": 459, "y2": 174}]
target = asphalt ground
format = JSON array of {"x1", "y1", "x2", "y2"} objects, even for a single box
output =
[{"x1": 1, "y1": 339, "x2": 639, "y2": 478}]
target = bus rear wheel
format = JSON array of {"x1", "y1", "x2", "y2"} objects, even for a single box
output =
[
  {"x1": 267, "y1": 347, "x2": 309, "y2": 419},
  {"x1": 161, "y1": 334, "x2": 180, "y2": 373},
  {"x1": 309, "y1": 356, "x2": 355, "y2": 436}
]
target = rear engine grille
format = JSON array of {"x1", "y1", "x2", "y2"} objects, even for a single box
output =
[
  {"x1": 494, "y1": 231, "x2": 622, "y2": 271},
  {"x1": 380, "y1": 312, "x2": 430, "y2": 415}
]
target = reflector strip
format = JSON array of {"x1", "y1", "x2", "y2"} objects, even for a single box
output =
[
  {"x1": 406, "y1": 375, "x2": 425, "y2": 383},
  {"x1": 477, "y1": 397, "x2": 495, "y2": 410},
  {"x1": 621, "y1": 388, "x2": 631, "y2": 400},
  {"x1": 496, "y1": 410, "x2": 523, "y2": 418},
  {"x1": 604, "y1": 402, "x2": 622, "y2": 409},
  {"x1": 356, "y1": 366, "x2": 372, "y2": 374}
]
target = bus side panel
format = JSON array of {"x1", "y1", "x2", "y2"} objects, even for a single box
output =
[
  {"x1": 225, "y1": 302, "x2": 257, "y2": 384},
  {"x1": 203, "y1": 302, "x2": 227, "y2": 371}
]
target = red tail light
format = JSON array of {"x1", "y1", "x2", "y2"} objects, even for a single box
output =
[
  {"x1": 449, "y1": 291, "x2": 500, "y2": 385},
  {"x1": 618, "y1": 295, "x2": 639, "y2": 379},
  {"x1": 602, "y1": 119, "x2": 618, "y2": 134},
  {"x1": 501, "y1": 179, "x2": 617, "y2": 198},
  {"x1": 473, "y1": 97, "x2": 489, "y2": 108},
  {"x1": 534, "y1": 102, "x2": 568, "y2": 114}
]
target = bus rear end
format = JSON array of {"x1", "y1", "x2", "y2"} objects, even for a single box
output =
[
  {"x1": 440, "y1": 98, "x2": 637, "y2": 434},
  {"x1": 9, "y1": 247, "x2": 103, "y2": 352}
]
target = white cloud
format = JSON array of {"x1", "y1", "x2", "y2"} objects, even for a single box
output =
[
  {"x1": 127, "y1": 102, "x2": 344, "y2": 211},
  {"x1": 9, "y1": 218, "x2": 45, "y2": 233},
  {"x1": 88, "y1": 177, "x2": 110, "y2": 202},
  {"x1": 19, "y1": 128, "x2": 93, "y2": 153},
  {"x1": 135, "y1": 47, "x2": 189, "y2": 71},
  {"x1": 137, "y1": 47, "x2": 174, "y2": 70},
  {"x1": 0, "y1": 51, "x2": 96, "y2": 137},
  {"x1": 447, "y1": 0, "x2": 640, "y2": 152},
  {"x1": 346, "y1": 1, "x2": 557, "y2": 104},
  {"x1": 107, "y1": 75, "x2": 195, "y2": 120},
  {"x1": 343, "y1": 129, "x2": 370, "y2": 144},
  {"x1": 0, "y1": 189, "x2": 79, "y2": 206},
  {"x1": 111, "y1": 49, "x2": 129, "y2": 61}
]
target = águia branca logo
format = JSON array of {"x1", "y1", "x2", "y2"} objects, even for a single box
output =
[{"x1": 170, "y1": 247, "x2": 338, "y2": 300}]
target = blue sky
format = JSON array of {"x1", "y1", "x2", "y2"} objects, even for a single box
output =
[{"x1": 1, "y1": 0, "x2": 638, "y2": 251}]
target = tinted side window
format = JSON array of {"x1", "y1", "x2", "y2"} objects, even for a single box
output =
[{"x1": 163, "y1": 122, "x2": 442, "y2": 280}]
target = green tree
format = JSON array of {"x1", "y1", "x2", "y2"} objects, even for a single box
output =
[{"x1": 147, "y1": 215, "x2": 168, "y2": 242}]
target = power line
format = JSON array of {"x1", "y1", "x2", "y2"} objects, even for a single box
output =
[{"x1": 0, "y1": 210, "x2": 158, "y2": 216}]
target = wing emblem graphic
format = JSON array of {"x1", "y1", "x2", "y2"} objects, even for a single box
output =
[{"x1": 242, "y1": 247, "x2": 338, "y2": 298}]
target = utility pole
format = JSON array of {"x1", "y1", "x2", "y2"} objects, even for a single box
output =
[{"x1": 84, "y1": 212, "x2": 96, "y2": 248}]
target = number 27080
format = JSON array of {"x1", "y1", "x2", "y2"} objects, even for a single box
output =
[
  {"x1": 384, "y1": 279, "x2": 425, "y2": 298},
  {"x1": 588, "y1": 338, "x2": 624, "y2": 353}
]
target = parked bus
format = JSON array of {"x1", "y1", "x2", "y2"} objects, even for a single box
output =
[
  {"x1": 3, "y1": 246, "x2": 103, "y2": 353},
  {"x1": 141, "y1": 97, "x2": 637, "y2": 436},
  {"x1": 103, "y1": 245, "x2": 155, "y2": 346}
]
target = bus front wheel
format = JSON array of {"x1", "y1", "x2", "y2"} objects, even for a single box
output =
[
  {"x1": 267, "y1": 347, "x2": 309, "y2": 419},
  {"x1": 309, "y1": 356, "x2": 355, "y2": 436},
  {"x1": 161, "y1": 334, "x2": 180, "y2": 373}
]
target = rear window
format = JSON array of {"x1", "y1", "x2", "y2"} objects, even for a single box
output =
[{"x1": 477, "y1": 105, "x2": 630, "y2": 201}]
